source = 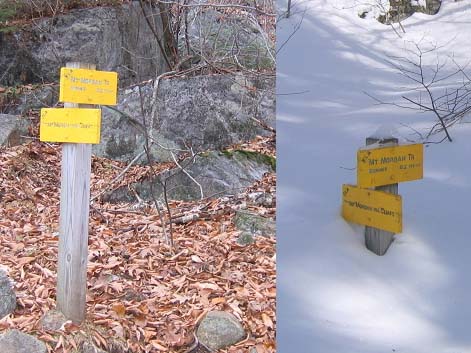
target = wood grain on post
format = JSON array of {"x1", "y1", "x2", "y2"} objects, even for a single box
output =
[
  {"x1": 56, "y1": 62, "x2": 95, "y2": 323},
  {"x1": 364, "y1": 137, "x2": 399, "y2": 256}
]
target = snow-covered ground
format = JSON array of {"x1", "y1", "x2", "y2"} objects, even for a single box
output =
[{"x1": 277, "y1": 1, "x2": 471, "y2": 352}]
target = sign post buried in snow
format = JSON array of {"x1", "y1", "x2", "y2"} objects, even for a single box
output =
[
  {"x1": 342, "y1": 184, "x2": 402, "y2": 234},
  {"x1": 357, "y1": 143, "x2": 423, "y2": 188}
]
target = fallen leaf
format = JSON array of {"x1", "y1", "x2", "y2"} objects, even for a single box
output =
[
  {"x1": 261, "y1": 313, "x2": 273, "y2": 329},
  {"x1": 193, "y1": 282, "x2": 221, "y2": 291},
  {"x1": 150, "y1": 340, "x2": 168, "y2": 351},
  {"x1": 210, "y1": 297, "x2": 226, "y2": 305},
  {"x1": 191, "y1": 255, "x2": 203, "y2": 263},
  {"x1": 111, "y1": 303, "x2": 126, "y2": 318}
]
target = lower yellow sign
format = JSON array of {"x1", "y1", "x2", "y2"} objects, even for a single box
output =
[
  {"x1": 40, "y1": 108, "x2": 101, "y2": 144},
  {"x1": 342, "y1": 184, "x2": 402, "y2": 233}
]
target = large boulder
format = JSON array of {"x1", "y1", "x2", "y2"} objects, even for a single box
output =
[
  {"x1": 94, "y1": 73, "x2": 275, "y2": 163},
  {"x1": 183, "y1": 9, "x2": 275, "y2": 71},
  {"x1": 0, "y1": 3, "x2": 167, "y2": 87},
  {"x1": 103, "y1": 150, "x2": 275, "y2": 202},
  {"x1": 376, "y1": 0, "x2": 441, "y2": 23},
  {"x1": 0, "y1": 270, "x2": 16, "y2": 319},
  {"x1": 4, "y1": 85, "x2": 57, "y2": 116},
  {"x1": 0, "y1": 330, "x2": 47, "y2": 353},
  {"x1": 1, "y1": 73, "x2": 275, "y2": 162},
  {"x1": 0, "y1": 114, "x2": 31, "y2": 147}
]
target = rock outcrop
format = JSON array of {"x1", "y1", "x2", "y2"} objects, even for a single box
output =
[
  {"x1": 2, "y1": 72, "x2": 275, "y2": 164},
  {"x1": 94, "y1": 73, "x2": 275, "y2": 163},
  {"x1": 0, "y1": 114, "x2": 31, "y2": 147},
  {"x1": 0, "y1": 3, "x2": 167, "y2": 87},
  {"x1": 103, "y1": 150, "x2": 275, "y2": 202},
  {"x1": 377, "y1": 0, "x2": 442, "y2": 23},
  {"x1": 183, "y1": 9, "x2": 275, "y2": 71}
]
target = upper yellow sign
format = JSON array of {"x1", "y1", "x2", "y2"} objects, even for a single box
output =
[
  {"x1": 40, "y1": 108, "x2": 101, "y2": 144},
  {"x1": 59, "y1": 68, "x2": 118, "y2": 105},
  {"x1": 342, "y1": 184, "x2": 402, "y2": 233},
  {"x1": 357, "y1": 143, "x2": 423, "y2": 188}
]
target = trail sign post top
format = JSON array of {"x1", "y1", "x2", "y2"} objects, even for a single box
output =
[
  {"x1": 342, "y1": 184, "x2": 402, "y2": 234},
  {"x1": 357, "y1": 143, "x2": 423, "y2": 188},
  {"x1": 59, "y1": 67, "x2": 118, "y2": 105},
  {"x1": 40, "y1": 108, "x2": 101, "y2": 144}
]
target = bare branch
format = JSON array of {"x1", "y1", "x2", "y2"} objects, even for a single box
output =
[
  {"x1": 91, "y1": 150, "x2": 146, "y2": 202},
  {"x1": 367, "y1": 41, "x2": 471, "y2": 142}
]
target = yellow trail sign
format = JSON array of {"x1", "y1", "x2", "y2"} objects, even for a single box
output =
[
  {"x1": 357, "y1": 143, "x2": 423, "y2": 188},
  {"x1": 59, "y1": 68, "x2": 118, "y2": 105},
  {"x1": 342, "y1": 184, "x2": 402, "y2": 233},
  {"x1": 40, "y1": 108, "x2": 101, "y2": 144}
]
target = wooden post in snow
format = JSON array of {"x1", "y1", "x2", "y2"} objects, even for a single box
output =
[
  {"x1": 364, "y1": 136, "x2": 399, "y2": 256},
  {"x1": 56, "y1": 62, "x2": 95, "y2": 323}
]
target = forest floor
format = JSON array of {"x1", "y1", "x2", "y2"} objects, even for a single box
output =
[{"x1": 0, "y1": 120, "x2": 276, "y2": 353}]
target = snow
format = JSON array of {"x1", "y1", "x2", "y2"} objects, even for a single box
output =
[
  {"x1": 368, "y1": 124, "x2": 400, "y2": 140},
  {"x1": 277, "y1": 0, "x2": 471, "y2": 352},
  {"x1": 412, "y1": 0, "x2": 428, "y2": 7}
]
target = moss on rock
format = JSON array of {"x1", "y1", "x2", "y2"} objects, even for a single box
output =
[{"x1": 221, "y1": 149, "x2": 276, "y2": 171}]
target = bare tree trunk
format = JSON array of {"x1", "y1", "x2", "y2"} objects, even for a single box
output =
[{"x1": 157, "y1": 1, "x2": 179, "y2": 68}]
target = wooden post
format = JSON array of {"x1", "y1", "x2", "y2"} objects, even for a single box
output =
[
  {"x1": 56, "y1": 62, "x2": 96, "y2": 323},
  {"x1": 364, "y1": 137, "x2": 399, "y2": 256}
]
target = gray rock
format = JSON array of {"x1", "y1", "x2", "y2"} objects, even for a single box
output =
[
  {"x1": 0, "y1": 3, "x2": 167, "y2": 87},
  {"x1": 0, "y1": 330, "x2": 47, "y2": 353},
  {"x1": 377, "y1": 0, "x2": 441, "y2": 24},
  {"x1": 234, "y1": 210, "x2": 275, "y2": 245},
  {"x1": 103, "y1": 150, "x2": 274, "y2": 202},
  {"x1": 3, "y1": 72, "x2": 274, "y2": 161},
  {"x1": 94, "y1": 73, "x2": 275, "y2": 163},
  {"x1": 184, "y1": 9, "x2": 275, "y2": 70},
  {"x1": 247, "y1": 191, "x2": 274, "y2": 207},
  {"x1": 5, "y1": 85, "x2": 58, "y2": 116},
  {"x1": 40, "y1": 309, "x2": 68, "y2": 331},
  {"x1": 0, "y1": 114, "x2": 31, "y2": 147},
  {"x1": 196, "y1": 311, "x2": 246, "y2": 351},
  {"x1": 0, "y1": 270, "x2": 16, "y2": 319},
  {"x1": 424, "y1": 0, "x2": 442, "y2": 15},
  {"x1": 237, "y1": 231, "x2": 255, "y2": 246}
]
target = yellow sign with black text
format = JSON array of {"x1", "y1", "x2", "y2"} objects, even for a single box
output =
[
  {"x1": 59, "y1": 68, "x2": 118, "y2": 105},
  {"x1": 342, "y1": 184, "x2": 402, "y2": 233},
  {"x1": 357, "y1": 143, "x2": 423, "y2": 188},
  {"x1": 40, "y1": 108, "x2": 101, "y2": 144}
]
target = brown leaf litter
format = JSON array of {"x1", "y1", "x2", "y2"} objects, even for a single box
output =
[{"x1": 0, "y1": 135, "x2": 276, "y2": 353}]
